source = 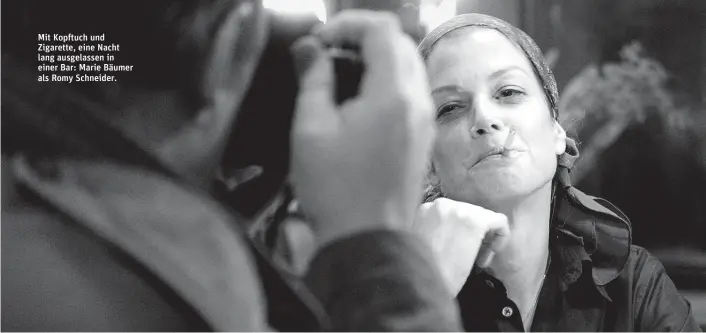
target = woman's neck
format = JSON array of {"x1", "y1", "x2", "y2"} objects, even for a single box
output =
[{"x1": 484, "y1": 181, "x2": 552, "y2": 324}]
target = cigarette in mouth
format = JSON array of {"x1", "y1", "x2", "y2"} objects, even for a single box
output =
[{"x1": 503, "y1": 128, "x2": 516, "y2": 151}]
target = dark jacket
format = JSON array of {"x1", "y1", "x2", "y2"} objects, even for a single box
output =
[
  {"x1": 2, "y1": 156, "x2": 462, "y2": 332},
  {"x1": 1, "y1": 64, "x2": 462, "y2": 331},
  {"x1": 457, "y1": 184, "x2": 702, "y2": 332}
]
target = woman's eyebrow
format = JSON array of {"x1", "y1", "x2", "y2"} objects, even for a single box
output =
[
  {"x1": 488, "y1": 65, "x2": 530, "y2": 81},
  {"x1": 431, "y1": 84, "x2": 465, "y2": 95}
]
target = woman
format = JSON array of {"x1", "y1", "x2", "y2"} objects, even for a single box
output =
[{"x1": 413, "y1": 14, "x2": 701, "y2": 332}]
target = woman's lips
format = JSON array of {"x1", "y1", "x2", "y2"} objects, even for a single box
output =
[
  {"x1": 469, "y1": 148, "x2": 522, "y2": 168},
  {"x1": 477, "y1": 147, "x2": 504, "y2": 164}
]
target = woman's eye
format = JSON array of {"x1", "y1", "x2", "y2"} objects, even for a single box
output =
[
  {"x1": 496, "y1": 88, "x2": 526, "y2": 102},
  {"x1": 500, "y1": 89, "x2": 520, "y2": 97},
  {"x1": 437, "y1": 103, "x2": 465, "y2": 118}
]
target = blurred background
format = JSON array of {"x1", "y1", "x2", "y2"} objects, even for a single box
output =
[{"x1": 261, "y1": 0, "x2": 706, "y2": 327}]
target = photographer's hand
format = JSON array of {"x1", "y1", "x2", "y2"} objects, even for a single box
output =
[
  {"x1": 290, "y1": 10, "x2": 435, "y2": 246},
  {"x1": 290, "y1": 12, "x2": 462, "y2": 331}
]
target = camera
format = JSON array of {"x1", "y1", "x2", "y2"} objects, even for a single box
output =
[{"x1": 219, "y1": 12, "x2": 364, "y2": 218}]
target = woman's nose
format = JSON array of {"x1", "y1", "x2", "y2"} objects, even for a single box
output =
[{"x1": 469, "y1": 104, "x2": 506, "y2": 139}]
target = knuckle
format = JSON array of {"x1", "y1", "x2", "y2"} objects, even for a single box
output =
[
  {"x1": 434, "y1": 197, "x2": 449, "y2": 208},
  {"x1": 379, "y1": 91, "x2": 414, "y2": 118},
  {"x1": 397, "y1": 33, "x2": 419, "y2": 55},
  {"x1": 431, "y1": 202, "x2": 445, "y2": 216},
  {"x1": 424, "y1": 121, "x2": 437, "y2": 144},
  {"x1": 372, "y1": 12, "x2": 401, "y2": 31},
  {"x1": 417, "y1": 96, "x2": 435, "y2": 123},
  {"x1": 395, "y1": 91, "x2": 416, "y2": 112},
  {"x1": 495, "y1": 213, "x2": 509, "y2": 223}
]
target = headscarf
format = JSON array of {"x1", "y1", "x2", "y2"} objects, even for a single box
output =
[{"x1": 417, "y1": 13, "x2": 578, "y2": 189}]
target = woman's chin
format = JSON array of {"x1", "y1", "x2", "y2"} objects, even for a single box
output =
[
  {"x1": 478, "y1": 185, "x2": 527, "y2": 203},
  {"x1": 443, "y1": 181, "x2": 523, "y2": 206},
  {"x1": 474, "y1": 170, "x2": 525, "y2": 190},
  {"x1": 469, "y1": 172, "x2": 553, "y2": 206},
  {"x1": 440, "y1": 165, "x2": 551, "y2": 204}
]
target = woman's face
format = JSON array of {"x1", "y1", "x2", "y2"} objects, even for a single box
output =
[{"x1": 425, "y1": 28, "x2": 566, "y2": 207}]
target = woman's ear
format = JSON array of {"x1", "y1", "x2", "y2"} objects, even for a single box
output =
[
  {"x1": 553, "y1": 121, "x2": 567, "y2": 156},
  {"x1": 426, "y1": 162, "x2": 440, "y2": 186}
]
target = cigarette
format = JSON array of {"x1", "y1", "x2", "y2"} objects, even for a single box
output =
[
  {"x1": 480, "y1": 250, "x2": 496, "y2": 268},
  {"x1": 503, "y1": 128, "x2": 516, "y2": 151}
]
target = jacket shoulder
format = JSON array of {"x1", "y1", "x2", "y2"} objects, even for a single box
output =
[
  {"x1": 568, "y1": 186, "x2": 632, "y2": 225},
  {"x1": 623, "y1": 245, "x2": 661, "y2": 277},
  {"x1": 614, "y1": 245, "x2": 701, "y2": 332},
  {"x1": 2, "y1": 187, "x2": 209, "y2": 331},
  {"x1": 3, "y1": 155, "x2": 272, "y2": 331}
]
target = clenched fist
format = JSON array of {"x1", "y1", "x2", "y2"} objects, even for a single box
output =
[{"x1": 412, "y1": 198, "x2": 511, "y2": 295}]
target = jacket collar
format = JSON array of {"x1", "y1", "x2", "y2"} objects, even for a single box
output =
[
  {"x1": 554, "y1": 184, "x2": 632, "y2": 289},
  {"x1": 551, "y1": 137, "x2": 632, "y2": 300}
]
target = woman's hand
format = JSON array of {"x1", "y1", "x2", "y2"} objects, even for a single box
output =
[{"x1": 412, "y1": 198, "x2": 511, "y2": 296}]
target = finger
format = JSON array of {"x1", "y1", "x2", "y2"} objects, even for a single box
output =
[
  {"x1": 315, "y1": 10, "x2": 401, "y2": 85},
  {"x1": 418, "y1": 202, "x2": 434, "y2": 212},
  {"x1": 476, "y1": 217, "x2": 508, "y2": 268},
  {"x1": 484, "y1": 214, "x2": 511, "y2": 253},
  {"x1": 411, "y1": 202, "x2": 433, "y2": 230},
  {"x1": 291, "y1": 36, "x2": 339, "y2": 131},
  {"x1": 435, "y1": 198, "x2": 491, "y2": 220},
  {"x1": 432, "y1": 197, "x2": 454, "y2": 206}
]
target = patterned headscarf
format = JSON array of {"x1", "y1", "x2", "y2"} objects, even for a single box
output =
[{"x1": 418, "y1": 13, "x2": 579, "y2": 197}]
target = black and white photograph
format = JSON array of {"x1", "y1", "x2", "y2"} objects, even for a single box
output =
[{"x1": 2, "y1": 0, "x2": 705, "y2": 331}]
